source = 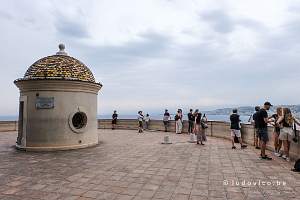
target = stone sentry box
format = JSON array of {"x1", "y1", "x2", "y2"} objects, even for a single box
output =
[{"x1": 14, "y1": 44, "x2": 102, "y2": 151}]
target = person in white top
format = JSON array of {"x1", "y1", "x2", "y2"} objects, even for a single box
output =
[
  {"x1": 175, "y1": 109, "x2": 183, "y2": 134},
  {"x1": 137, "y1": 111, "x2": 144, "y2": 133},
  {"x1": 144, "y1": 114, "x2": 150, "y2": 130}
]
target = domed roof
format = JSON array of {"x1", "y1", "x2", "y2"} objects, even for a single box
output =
[{"x1": 18, "y1": 44, "x2": 97, "y2": 83}]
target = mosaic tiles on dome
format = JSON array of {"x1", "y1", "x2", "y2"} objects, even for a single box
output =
[{"x1": 23, "y1": 55, "x2": 96, "y2": 82}]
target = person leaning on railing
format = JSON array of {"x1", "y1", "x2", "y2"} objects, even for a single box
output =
[
  {"x1": 268, "y1": 107, "x2": 283, "y2": 157},
  {"x1": 276, "y1": 107, "x2": 300, "y2": 162}
]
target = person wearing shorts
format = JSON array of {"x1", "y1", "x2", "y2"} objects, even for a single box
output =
[
  {"x1": 230, "y1": 109, "x2": 247, "y2": 149},
  {"x1": 277, "y1": 108, "x2": 300, "y2": 161},
  {"x1": 269, "y1": 107, "x2": 282, "y2": 157},
  {"x1": 256, "y1": 102, "x2": 273, "y2": 160}
]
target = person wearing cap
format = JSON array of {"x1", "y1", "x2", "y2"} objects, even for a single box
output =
[
  {"x1": 230, "y1": 109, "x2": 247, "y2": 149},
  {"x1": 256, "y1": 102, "x2": 273, "y2": 160},
  {"x1": 163, "y1": 109, "x2": 171, "y2": 132}
]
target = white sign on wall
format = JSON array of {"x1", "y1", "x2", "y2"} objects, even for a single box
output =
[{"x1": 36, "y1": 97, "x2": 54, "y2": 109}]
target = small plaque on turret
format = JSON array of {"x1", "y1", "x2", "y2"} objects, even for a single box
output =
[{"x1": 36, "y1": 97, "x2": 54, "y2": 109}]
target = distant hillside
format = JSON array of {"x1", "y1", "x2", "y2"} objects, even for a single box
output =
[{"x1": 205, "y1": 105, "x2": 300, "y2": 117}]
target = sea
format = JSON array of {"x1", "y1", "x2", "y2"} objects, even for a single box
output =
[
  {"x1": 0, "y1": 114, "x2": 251, "y2": 123},
  {"x1": 98, "y1": 114, "x2": 252, "y2": 123}
]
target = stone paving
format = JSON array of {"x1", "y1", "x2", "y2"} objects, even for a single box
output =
[{"x1": 0, "y1": 129, "x2": 299, "y2": 200}]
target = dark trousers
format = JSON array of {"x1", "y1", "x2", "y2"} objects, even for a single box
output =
[{"x1": 188, "y1": 121, "x2": 194, "y2": 133}]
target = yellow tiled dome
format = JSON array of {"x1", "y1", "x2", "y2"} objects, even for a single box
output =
[{"x1": 19, "y1": 44, "x2": 96, "y2": 83}]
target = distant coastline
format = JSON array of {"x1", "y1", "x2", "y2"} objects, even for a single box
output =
[{"x1": 2, "y1": 104, "x2": 299, "y2": 123}]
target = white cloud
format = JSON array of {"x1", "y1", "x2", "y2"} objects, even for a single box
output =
[{"x1": 0, "y1": 0, "x2": 300, "y2": 115}]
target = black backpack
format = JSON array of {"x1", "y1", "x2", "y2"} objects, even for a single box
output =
[{"x1": 293, "y1": 159, "x2": 300, "y2": 172}]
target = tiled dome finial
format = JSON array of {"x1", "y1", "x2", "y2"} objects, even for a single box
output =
[{"x1": 56, "y1": 43, "x2": 68, "y2": 55}]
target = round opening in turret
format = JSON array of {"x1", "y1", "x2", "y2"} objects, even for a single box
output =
[{"x1": 72, "y1": 112, "x2": 87, "y2": 129}]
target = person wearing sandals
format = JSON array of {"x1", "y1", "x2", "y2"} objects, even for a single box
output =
[
  {"x1": 194, "y1": 110, "x2": 205, "y2": 145},
  {"x1": 269, "y1": 107, "x2": 283, "y2": 157},
  {"x1": 230, "y1": 109, "x2": 247, "y2": 149},
  {"x1": 276, "y1": 108, "x2": 300, "y2": 162},
  {"x1": 256, "y1": 102, "x2": 273, "y2": 160}
]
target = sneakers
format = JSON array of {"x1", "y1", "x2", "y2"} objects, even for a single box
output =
[
  {"x1": 255, "y1": 146, "x2": 261, "y2": 149},
  {"x1": 274, "y1": 152, "x2": 281, "y2": 157},
  {"x1": 241, "y1": 145, "x2": 247, "y2": 149},
  {"x1": 232, "y1": 146, "x2": 236, "y2": 149},
  {"x1": 260, "y1": 155, "x2": 272, "y2": 160},
  {"x1": 286, "y1": 157, "x2": 290, "y2": 162},
  {"x1": 282, "y1": 155, "x2": 290, "y2": 161}
]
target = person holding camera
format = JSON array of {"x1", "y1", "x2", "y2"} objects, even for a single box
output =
[
  {"x1": 276, "y1": 107, "x2": 300, "y2": 161},
  {"x1": 230, "y1": 109, "x2": 247, "y2": 149}
]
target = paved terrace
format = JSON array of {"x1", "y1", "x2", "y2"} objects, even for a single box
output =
[{"x1": 0, "y1": 130, "x2": 299, "y2": 200}]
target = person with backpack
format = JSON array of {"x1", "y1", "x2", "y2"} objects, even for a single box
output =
[
  {"x1": 230, "y1": 109, "x2": 247, "y2": 149},
  {"x1": 175, "y1": 109, "x2": 183, "y2": 134},
  {"x1": 276, "y1": 107, "x2": 300, "y2": 161}
]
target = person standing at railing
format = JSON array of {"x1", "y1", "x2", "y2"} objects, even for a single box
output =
[
  {"x1": 144, "y1": 114, "x2": 150, "y2": 130},
  {"x1": 112, "y1": 110, "x2": 118, "y2": 130},
  {"x1": 252, "y1": 106, "x2": 261, "y2": 149},
  {"x1": 256, "y1": 102, "x2": 273, "y2": 160},
  {"x1": 194, "y1": 110, "x2": 204, "y2": 145},
  {"x1": 163, "y1": 109, "x2": 171, "y2": 132},
  {"x1": 175, "y1": 109, "x2": 183, "y2": 134},
  {"x1": 276, "y1": 107, "x2": 300, "y2": 162},
  {"x1": 269, "y1": 107, "x2": 283, "y2": 157},
  {"x1": 187, "y1": 109, "x2": 194, "y2": 134},
  {"x1": 230, "y1": 109, "x2": 247, "y2": 149},
  {"x1": 137, "y1": 111, "x2": 144, "y2": 133}
]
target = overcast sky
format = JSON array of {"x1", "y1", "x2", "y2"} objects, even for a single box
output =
[{"x1": 0, "y1": 0, "x2": 300, "y2": 115}]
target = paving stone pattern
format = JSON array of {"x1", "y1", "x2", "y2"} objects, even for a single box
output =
[{"x1": 0, "y1": 130, "x2": 299, "y2": 200}]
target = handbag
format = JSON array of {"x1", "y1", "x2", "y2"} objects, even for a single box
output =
[{"x1": 201, "y1": 122, "x2": 208, "y2": 129}]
